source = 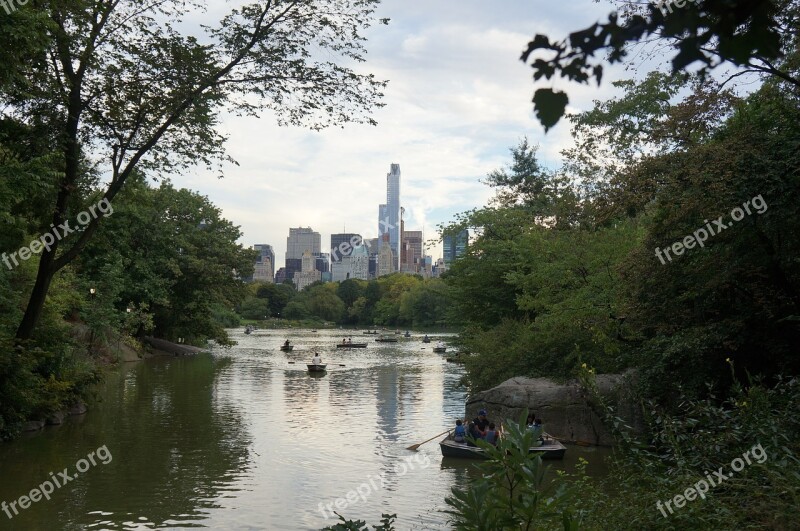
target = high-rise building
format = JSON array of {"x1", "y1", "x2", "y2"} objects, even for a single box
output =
[
  {"x1": 331, "y1": 245, "x2": 369, "y2": 281},
  {"x1": 377, "y1": 234, "x2": 396, "y2": 277},
  {"x1": 294, "y1": 250, "x2": 322, "y2": 291},
  {"x1": 378, "y1": 163, "x2": 401, "y2": 269},
  {"x1": 286, "y1": 227, "x2": 321, "y2": 280},
  {"x1": 315, "y1": 253, "x2": 330, "y2": 275},
  {"x1": 401, "y1": 230, "x2": 423, "y2": 273},
  {"x1": 253, "y1": 244, "x2": 275, "y2": 283},
  {"x1": 330, "y1": 233, "x2": 363, "y2": 262},
  {"x1": 443, "y1": 229, "x2": 469, "y2": 264}
]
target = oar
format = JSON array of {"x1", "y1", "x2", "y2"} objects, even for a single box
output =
[
  {"x1": 338, "y1": 364, "x2": 346, "y2": 367},
  {"x1": 288, "y1": 361, "x2": 295, "y2": 364},
  {"x1": 407, "y1": 429, "x2": 450, "y2": 451}
]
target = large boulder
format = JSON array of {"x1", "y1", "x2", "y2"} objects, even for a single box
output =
[{"x1": 465, "y1": 373, "x2": 642, "y2": 446}]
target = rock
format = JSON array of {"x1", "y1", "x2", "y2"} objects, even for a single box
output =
[
  {"x1": 23, "y1": 420, "x2": 45, "y2": 432},
  {"x1": 46, "y1": 411, "x2": 66, "y2": 425},
  {"x1": 68, "y1": 401, "x2": 88, "y2": 416},
  {"x1": 465, "y1": 372, "x2": 643, "y2": 447}
]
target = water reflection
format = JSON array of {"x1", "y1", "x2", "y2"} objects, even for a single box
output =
[{"x1": 0, "y1": 329, "x2": 608, "y2": 531}]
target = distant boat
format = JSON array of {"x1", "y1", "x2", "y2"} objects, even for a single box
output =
[
  {"x1": 439, "y1": 433, "x2": 566, "y2": 460},
  {"x1": 280, "y1": 344, "x2": 294, "y2": 352},
  {"x1": 336, "y1": 342, "x2": 368, "y2": 348},
  {"x1": 362, "y1": 330, "x2": 378, "y2": 335},
  {"x1": 404, "y1": 331, "x2": 411, "y2": 338},
  {"x1": 433, "y1": 342, "x2": 447, "y2": 353},
  {"x1": 422, "y1": 335, "x2": 431, "y2": 343},
  {"x1": 244, "y1": 325, "x2": 254, "y2": 335},
  {"x1": 376, "y1": 335, "x2": 399, "y2": 343},
  {"x1": 394, "y1": 330, "x2": 401, "y2": 335},
  {"x1": 307, "y1": 364, "x2": 327, "y2": 373}
]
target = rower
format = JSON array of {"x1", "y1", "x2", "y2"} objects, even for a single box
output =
[{"x1": 312, "y1": 353, "x2": 322, "y2": 365}]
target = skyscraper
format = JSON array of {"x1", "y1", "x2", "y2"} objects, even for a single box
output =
[
  {"x1": 286, "y1": 227, "x2": 321, "y2": 280},
  {"x1": 378, "y1": 163, "x2": 401, "y2": 269},
  {"x1": 330, "y1": 233, "x2": 363, "y2": 262},
  {"x1": 443, "y1": 229, "x2": 469, "y2": 264},
  {"x1": 253, "y1": 244, "x2": 275, "y2": 282},
  {"x1": 401, "y1": 230, "x2": 423, "y2": 273}
]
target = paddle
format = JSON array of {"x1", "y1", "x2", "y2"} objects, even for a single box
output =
[
  {"x1": 338, "y1": 364, "x2": 346, "y2": 367},
  {"x1": 288, "y1": 361, "x2": 295, "y2": 364},
  {"x1": 407, "y1": 429, "x2": 450, "y2": 451}
]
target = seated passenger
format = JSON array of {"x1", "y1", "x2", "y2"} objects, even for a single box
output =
[
  {"x1": 467, "y1": 421, "x2": 482, "y2": 445},
  {"x1": 312, "y1": 353, "x2": 322, "y2": 365},
  {"x1": 485, "y1": 423, "x2": 498, "y2": 445},
  {"x1": 453, "y1": 419, "x2": 466, "y2": 443},
  {"x1": 473, "y1": 409, "x2": 490, "y2": 433}
]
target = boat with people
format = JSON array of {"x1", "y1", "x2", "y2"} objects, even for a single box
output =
[
  {"x1": 280, "y1": 340, "x2": 294, "y2": 352},
  {"x1": 439, "y1": 432, "x2": 566, "y2": 460},
  {"x1": 362, "y1": 330, "x2": 378, "y2": 335},
  {"x1": 244, "y1": 325, "x2": 255, "y2": 335},
  {"x1": 433, "y1": 342, "x2": 447, "y2": 353},
  {"x1": 336, "y1": 342, "x2": 368, "y2": 348},
  {"x1": 404, "y1": 331, "x2": 411, "y2": 338},
  {"x1": 376, "y1": 335, "x2": 399, "y2": 343},
  {"x1": 422, "y1": 335, "x2": 431, "y2": 343}
]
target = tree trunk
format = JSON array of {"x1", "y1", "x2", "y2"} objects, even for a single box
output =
[{"x1": 15, "y1": 256, "x2": 56, "y2": 340}]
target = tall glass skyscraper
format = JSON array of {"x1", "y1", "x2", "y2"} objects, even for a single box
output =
[
  {"x1": 443, "y1": 229, "x2": 469, "y2": 264},
  {"x1": 378, "y1": 163, "x2": 401, "y2": 269}
]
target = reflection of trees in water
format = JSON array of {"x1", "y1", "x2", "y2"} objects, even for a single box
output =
[{"x1": 71, "y1": 354, "x2": 250, "y2": 528}]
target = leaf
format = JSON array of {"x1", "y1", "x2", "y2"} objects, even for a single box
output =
[{"x1": 532, "y1": 89, "x2": 569, "y2": 132}]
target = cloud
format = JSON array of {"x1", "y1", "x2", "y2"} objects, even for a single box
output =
[{"x1": 171, "y1": 0, "x2": 629, "y2": 263}]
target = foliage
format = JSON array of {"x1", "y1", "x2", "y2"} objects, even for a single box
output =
[
  {"x1": 569, "y1": 366, "x2": 800, "y2": 529},
  {"x1": 520, "y1": 0, "x2": 799, "y2": 129}
]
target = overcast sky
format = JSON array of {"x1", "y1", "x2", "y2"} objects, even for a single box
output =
[{"x1": 172, "y1": 0, "x2": 632, "y2": 264}]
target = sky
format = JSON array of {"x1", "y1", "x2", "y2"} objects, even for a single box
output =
[{"x1": 171, "y1": 0, "x2": 634, "y2": 265}]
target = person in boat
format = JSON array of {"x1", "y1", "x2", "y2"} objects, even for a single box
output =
[
  {"x1": 342, "y1": 338, "x2": 347, "y2": 345},
  {"x1": 423, "y1": 334, "x2": 429, "y2": 341},
  {"x1": 485, "y1": 423, "x2": 498, "y2": 445},
  {"x1": 453, "y1": 419, "x2": 466, "y2": 443},
  {"x1": 473, "y1": 409, "x2": 491, "y2": 434},
  {"x1": 467, "y1": 421, "x2": 482, "y2": 445},
  {"x1": 284, "y1": 339, "x2": 290, "y2": 347},
  {"x1": 348, "y1": 337, "x2": 352, "y2": 344},
  {"x1": 312, "y1": 353, "x2": 322, "y2": 365}
]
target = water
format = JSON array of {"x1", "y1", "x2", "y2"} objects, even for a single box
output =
[{"x1": 0, "y1": 329, "x2": 610, "y2": 530}]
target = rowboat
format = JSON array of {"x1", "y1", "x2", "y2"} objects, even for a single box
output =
[
  {"x1": 362, "y1": 330, "x2": 378, "y2": 335},
  {"x1": 336, "y1": 343, "x2": 368, "y2": 348},
  {"x1": 280, "y1": 345, "x2": 294, "y2": 352},
  {"x1": 376, "y1": 336, "x2": 399, "y2": 343},
  {"x1": 307, "y1": 364, "x2": 327, "y2": 372},
  {"x1": 433, "y1": 343, "x2": 447, "y2": 353},
  {"x1": 422, "y1": 336, "x2": 431, "y2": 343},
  {"x1": 439, "y1": 433, "x2": 566, "y2": 460}
]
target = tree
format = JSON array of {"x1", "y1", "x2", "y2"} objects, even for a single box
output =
[
  {"x1": 3, "y1": 0, "x2": 387, "y2": 339},
  {"x1": 80, "y1": 178, "x2": 256, "y2": 344},
  {"x1": 521, "y1": 0, "x2": 799, "y2": 129}
]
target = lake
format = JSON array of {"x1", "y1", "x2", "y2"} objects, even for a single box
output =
[{"x1": 0, "y1": 329, "x2": 610, "y2": 530}]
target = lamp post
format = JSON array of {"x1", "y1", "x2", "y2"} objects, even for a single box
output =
[{"x1": 88, "y1": 288, "x2": 96, "y2": 354}]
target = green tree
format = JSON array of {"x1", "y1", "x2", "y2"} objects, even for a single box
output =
[{"x1": 4, "y1": 0, "x2": 387, "y2": 340}]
